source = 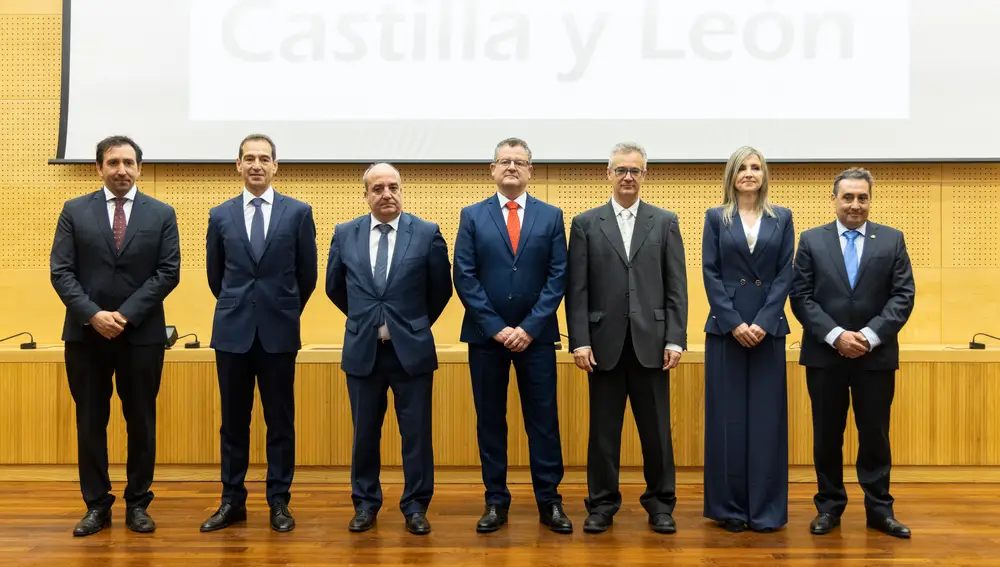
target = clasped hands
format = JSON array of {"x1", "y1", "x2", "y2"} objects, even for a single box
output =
[
  {"x1": 732, "y1": 323, "x2": 767, "y2": 348},
  {"x1": 89, "y1": 310, "x2": 129, "y2": 339},
  {"x1": 493, "y1": 326, "x2": 533, "y2": 353},
  {"x1": 834, "y1": 330, "x2": 870, "y2": 358}
]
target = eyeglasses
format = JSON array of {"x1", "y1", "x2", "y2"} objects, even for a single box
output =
[
  {"x1": 613, "y1": 167, "x2": 645, "y2": 178},
  {"x1": 495, "y1": 159, "x2": 530, "y2": 169}
]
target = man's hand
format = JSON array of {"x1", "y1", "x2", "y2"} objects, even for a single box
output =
[
  {"x1": 835, "y1": 332, "x2": 868, "y2": 358},
  {"x1": 663, "y1": 350, "x2": 681, "y2": 370},
  {"x1": 748, "y1": 324, "x2": 767, "y2": 343},
  {"x1": 503, "y1": 327, "x2": 534, "y2": 352},
  {"x1": 573, "y1": 347, "x2": 597, "y2": 372},
  {"x1": 853, "y1": 331, "x2": 871, "y2": 352},
  {"x1": 732, "y1": 323, "x2": 760, "y2": 348},
  {"x1": 493, "y1": 327, "x2": 515, "y2": 344},
  {"x1": 112, "y1": 312, "x2": 128, "y2": 327},
  {"x1": 89, "y1": 311, "x2": 124, "y2": 340}
]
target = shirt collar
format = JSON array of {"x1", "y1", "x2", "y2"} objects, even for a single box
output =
[
  {"x1": 610, "y1": 197, "x2": 640, "y2": 218},
  {"x1": 497, "y1": 191, "x2": 527, "y2": 209},
  {"x1": 103, "y1": 186, "x2": 137, "y2": 202},
  {"x1": 243, "y1": 186, "x2": 274, "y2": 207},
  {"x1": 371, "y1": 213, "x2": 401, "y2": 231},
  {"x1": 836, "y1": 219, "x2": 867, "y2": 237}
]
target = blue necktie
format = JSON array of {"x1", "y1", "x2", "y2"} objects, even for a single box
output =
[
  {"x1": 374, "y1": 224, "x2": 392, "y2": 294},
  {"x1": 844, "y1": 230, "x2": 860, "y2": 288},
  {"x1": 250, "y1": 198, "x2": 265, "y2": 262}
]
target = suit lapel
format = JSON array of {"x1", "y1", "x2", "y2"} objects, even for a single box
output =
[
  {"x1": 486, "y1": 194, "x2": 515, "y2": 256},
  {"x1": 751, "y1": 214, "x2": 777, "y2": 266},
  {"x1": 356, "y1": 215, "x2": 377, "y2": 292},
  {"x1": 89, "y1": 190, "x2": 117, "y2": 255},
  {"x1": 726, "y1": 212, "x2": 754, "y2": 268},
  {"x1": 514, "y1": 195, "x2": 539, "y2": 263},
  {"x1": 823, "y1": 222, "x2": 853, "y2": 291},
  {"x1": 599, "y1": 203, "x2": 629, "y2": 266},
  {"x1": 259, "y1": 192, "x2": 287, "y2": 261},
  {"x1": 854, "y1": 222, "x2": 880, "y2": 288},
  {"x1": 117, "y1": 192, "x2": 145, "y2": 255},
  {"x1": 228, "y1": 197, "x2": 256, "y2": 262},
  {"x1": 384, "y1": 214, "x2": 412, "y2": 292},
  {"x1": 627, "y1": 202, "x2": 653, "y2": 261}
]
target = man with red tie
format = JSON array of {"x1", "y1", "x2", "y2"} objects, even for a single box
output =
[{"x1": 453, "y1": 138, "x2": 573, "y2": 534}]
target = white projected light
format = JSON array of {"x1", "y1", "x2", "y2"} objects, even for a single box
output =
[{"x1": 59, "y1": 0, "x2": 999, "y2": 161}]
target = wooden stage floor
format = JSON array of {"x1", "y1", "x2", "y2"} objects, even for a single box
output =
[{"x1": 0, "y1": 482, "x2": 996, "y2": 566}]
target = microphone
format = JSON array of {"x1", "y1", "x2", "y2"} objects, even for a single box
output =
[
  {"x1": 0, "y1": 332, "x2": 37, "y2": 350},
  {"x1": 969, "y1": 332, "x2": 999, "y2": 350},
  {"x1": 176, "y1": 333, "x2": 201, "y2": 349}
]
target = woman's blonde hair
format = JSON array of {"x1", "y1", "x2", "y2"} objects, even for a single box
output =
[{"x1": 721, "y1": 145, "x2": 775, "y2": 226}]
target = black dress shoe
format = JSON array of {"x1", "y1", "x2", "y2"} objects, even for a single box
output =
[
  {"x1": 125, "y1": 507, "x2": 156, "y2": 533},
  {"x1": 583, "y1": 512, "x2": 613, "y2": 534},
  {"x1": 809, "y1": 513, "x2": 840, "y2": 535},
  {"x1": 270, "y1": 502, "x2": 295, "y2": 532},
  {"x1": 348, "y1": 510, "x2": 377, "y2": 532},
  {"x1": 539, "y1": 503, "x2": 573, "y2": 534},
  {"x1": 649, "y1": 513, "x2": 676, "y2": 534},
  {"x1": 405, "y1": 512, "x2": 431, "y2": 535},
  {"x1": 716, "y1": 519, "x2": 745, "y2": 533},
  {"x1": 476, "y1": 504, "x2": 509, "y2": 533},
  {"x1": 200, "y1": 503, "x2": 247, "y2": 532},
  {"x1": 73, "y1": 508, "x2": 111, "y2": 537},
  {"x1": 867, "y1": 516, "x2": 911, "y2": 539}
]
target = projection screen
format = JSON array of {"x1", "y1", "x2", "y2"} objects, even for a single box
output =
[{"x1": 56, "y1": 0, "x2": 1000, "y2": 162}]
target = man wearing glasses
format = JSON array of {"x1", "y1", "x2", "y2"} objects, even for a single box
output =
[
  {"x1": 453, "y1": 137, "x2": 573, "y2": 534},
  {"x1": 565, "y1": 142, "x2": 688, "y2": 534}
]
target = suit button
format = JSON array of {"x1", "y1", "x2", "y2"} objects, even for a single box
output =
[
  {"x1": 508, "y1": 294, "x2": 513, "y2": 300},
  {"x1": 513, "y1": 266, "x2": 517, "y2": 272},
  {"x1": 755, "y1": 279, "x2": 762, "y2": 286},
  {"x1": 624, "y1": 313, "x2": 629, "y2": 318},
  {"x1": 625, "y1": 292, "x2": 629, "y2": 298},
  {"x1": 740, "y1": 278, "x2": 746, "y2": 286}
]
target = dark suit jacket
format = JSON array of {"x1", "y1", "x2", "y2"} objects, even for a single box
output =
[
  {"x1": 326, "y1": 213, "x2": 452, "y2": 377},
  {"x1": 453, "y1": 193, "x2": 567, "y2": 344},
  {"x1": 702, "y1": 205, "x2": 794, "y2": 337},
  {"x1": 790, "y1": 221, "x2": 915, "y2": 370},
  {"x1": 206, "y1": 191, "x2": 317, "y2": 354},
  {"x1": 50, "y1": 189, "x2": 181, "y2": 345},
  {"x1": 566, "y1": 201, "x2": 688, "y2": 370}
]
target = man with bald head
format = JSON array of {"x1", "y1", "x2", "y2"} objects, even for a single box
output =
[{"x1": 326, "y1": 163, "x2": 453, "y2": 535}]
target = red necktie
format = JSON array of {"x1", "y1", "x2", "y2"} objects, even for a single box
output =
[
  {"x1": 506, "y1": 201, "x2": 520, "y2": 254},
  {"x1": 113, "y1": 197, "x2": 127, "y2": 250}
]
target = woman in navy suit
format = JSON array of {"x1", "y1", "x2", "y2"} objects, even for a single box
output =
[{"x1": 702, "y1": 146, "x2": 794, "y2": 532}]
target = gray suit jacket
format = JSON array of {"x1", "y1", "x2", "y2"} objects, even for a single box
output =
[{"x1": 566, "y1": 200, "x2": 688, "y2": 370}]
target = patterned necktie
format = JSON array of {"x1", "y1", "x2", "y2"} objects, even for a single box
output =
[
  {"x1": 506, "y1": 201, "x2": 520, "y2": 254},
  {"x1": 250, "y1": 197, "x2": 265, "y2": 261},
  {"x1": 374, "y1": 224, "x2": 392, "y2": 294},
  {"x1": 844, "y1": 230, "x2": 860, "y2": 288},
  {"x1": 112, "y1": 197, "x2": 127, "y2": 251},
  {"x1": 620, "y1": 209, "x2": 634, "y2": 259}
]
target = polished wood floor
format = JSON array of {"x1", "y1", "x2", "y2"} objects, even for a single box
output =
[{"x1": 0, "y1": 481, "x2": 996, "y2": 566}]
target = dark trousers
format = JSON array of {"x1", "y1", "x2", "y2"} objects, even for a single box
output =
[
  {"x1": 468, "y1": 341, "x2": 563, "y2": 509},
  {"x1": 65, "y1": 334, "x2": 164, "y2": 511},
  {"x1": 806, "y1": 366, "x2": 896, "y2": 520},
  {"x1": 585, "y1": 335, "x2": 676, "y2": 517},
  {"x1": 703, "y1": 333, "x2": 788, "y2": 530},
  {"x1": 215, "y1": 335, "x2": 297, "y2": 507},
  {"x1": 346, "y1": 340, "x2": 434, "y2": 516}
]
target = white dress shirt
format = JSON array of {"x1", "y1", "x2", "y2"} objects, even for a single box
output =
[
  {"x1": 497, "y1": 191, "x2": 527, "y2": 231},
  {"x1": 575, "y1": 198, "x2": 682, "y2": 355},
  {"x1": 824, "y1": 220, "x2": 881, "y2": 350},
  {"x1": 370, "y1": 213, "x2": 401, "y2": 340},
  {"x1": 243, "y1": 187, "x2": 274, "y2": 240},
  {"x1": 103, "y1": 186, "x2": 136, "y2": 225},
  {"x1": 743, "y1": 213, "x2": 762, "y2": 253}
]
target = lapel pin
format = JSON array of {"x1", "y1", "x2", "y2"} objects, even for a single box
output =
[{"x1": 870, "y1": 234, "x2": 876, "y2": 239}]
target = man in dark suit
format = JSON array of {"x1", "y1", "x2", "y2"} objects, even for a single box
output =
[
  {"x1": 50, "y1": 135, "x2": 181, "y2": 536},
  {"x1": 566, "y1": 142, "x2": 688, "y2": 534},
  {"x1": 201, "y1": 134, "x2": 317, "y2": 533},
  {"x1": 453, "y1": 137, "x2": 573, "y2": 534},
  {"x1": 326, "y1": 163, "x2": 452, "y2": 535},
  {"x1": 790, "y1": 167, "x2": 915, "y2": 539}
]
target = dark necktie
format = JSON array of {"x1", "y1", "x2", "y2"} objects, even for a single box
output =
[
  {"x1": 112, "y1": 197, "x2": 127, "y2": 251},
  {"x1": 374, "y1": 224, "x2": 392, "y2": 294},
  {"x1": 250, "y1": 197, "x2": 265, "y2": 261}
]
